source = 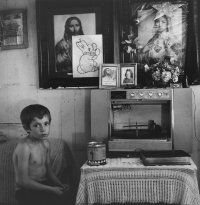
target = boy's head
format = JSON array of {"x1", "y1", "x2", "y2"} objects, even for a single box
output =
[{"x1": 20, "y1": 104, "x2": 51, "y2": 131}]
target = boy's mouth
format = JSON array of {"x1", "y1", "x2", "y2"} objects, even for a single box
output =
[{"x1": 41, "y1": 134, "x2": 48, "y2": 138}]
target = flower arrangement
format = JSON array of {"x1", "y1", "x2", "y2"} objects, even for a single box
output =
[
  {"x1": 121, "y1": 33, "x2": 138, "y2": 64},
  {"x1": 144, "y1": 57, "x2": 184, "y2": 87},
  {"x1": 120, "y1": 25, "x2": 137, "y2": 64}
]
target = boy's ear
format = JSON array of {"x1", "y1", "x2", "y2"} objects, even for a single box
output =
[{"x1": 22, "y1": 124, "x2": 30, "y2": 133}]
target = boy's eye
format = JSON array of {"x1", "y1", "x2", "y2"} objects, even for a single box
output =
[
  {"x1": 33, "y1": 124, "x2": 40, "y2": 128},
  {"x1": 44, "y1": 122, "x2": 49, "y2": 126}
]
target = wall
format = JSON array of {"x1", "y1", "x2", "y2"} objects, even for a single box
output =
[{"x1": 1, "y1": 0, "x2": 200, "y2": 187}]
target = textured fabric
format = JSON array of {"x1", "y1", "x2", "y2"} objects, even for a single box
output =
[
  {"x1": 76, "y1": 158, "x2": 200, "y2": 205},
  {"x1": 0, "y1": 138, "x2": 71, "y2": 205},
  {"x1": 0, "y1": 139, "x2": 18, "y2": 205}
]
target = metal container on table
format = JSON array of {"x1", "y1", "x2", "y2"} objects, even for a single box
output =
[{"x1": 87, "y1": 141, "x2": 106, "y2": 166}]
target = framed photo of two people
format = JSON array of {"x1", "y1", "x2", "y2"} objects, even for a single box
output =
[
  {"x1": 36, "y1": 0, "x2": 114, "y2": 88},
  {"x1": 99, "y1": 63, "x2": 137, "y2": 89}
]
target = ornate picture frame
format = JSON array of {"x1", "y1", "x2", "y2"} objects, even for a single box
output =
[
  {"x1": 120, "y1": 1, "x2": 188, "y2": 65},
  {"x1": 119, "y1": 0, "x2": 189, "y2": 87}
]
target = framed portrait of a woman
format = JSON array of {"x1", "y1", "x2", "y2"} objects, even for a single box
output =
[
  {"x1": 120, "y1": 63, "x2": 137, "y2": 88},
  {"x1": 119, "y1": 1, "x2": 188, "y2": 87},
  {"x1": 120, "y1": 1, "x2": 188, "y2": 69},
  {"x1": 137, "y1": 2, "x2": 187, "y2": 67}
]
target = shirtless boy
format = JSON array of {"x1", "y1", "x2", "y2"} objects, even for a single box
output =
[{"x1": 12, "y1": 104, "x2": 69, "y2": 205}]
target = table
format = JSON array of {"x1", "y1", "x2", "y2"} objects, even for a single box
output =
[{"x1": 76, "y1": 158, "x2": 200, "y2": 205}]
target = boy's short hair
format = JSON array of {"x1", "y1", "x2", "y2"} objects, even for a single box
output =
[{"x1": 20, "y1": 104, "x2": 51, "y2": 130}]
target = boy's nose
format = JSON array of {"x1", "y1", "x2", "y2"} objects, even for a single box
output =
[{"x1": 40, "y1": 126, "x2": 46, "y2": 132}]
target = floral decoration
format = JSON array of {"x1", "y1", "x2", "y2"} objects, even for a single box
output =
[
  {"x1": 121, "y1": 34, "x2": 136, "y2": 54},
  {"x1": 144, "y1": 57, "x2": 184, "y2": 87},
  {"x1": 121, "y1": 26, "x2": 137, "y2": 56}
]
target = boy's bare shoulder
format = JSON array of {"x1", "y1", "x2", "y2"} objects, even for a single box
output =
[
  {"x1": 14, "y1": 138, "x2": 31, "y2": 152},
  {"x1": 17, "y1": 137, "x2": 30, "y2": 145},
  {"x1": 12, "y1": 139, "x2": 30, "y2": 161}
]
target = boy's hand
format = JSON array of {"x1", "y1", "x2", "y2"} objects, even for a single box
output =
[
  {"x1": 61, "y1": 184, "x2": 70, "y2": 192},
  {"x1": 53, "y1": 186, "x2": 64, "y2": 196}
]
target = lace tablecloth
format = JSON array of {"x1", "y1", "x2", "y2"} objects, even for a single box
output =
[{"x1": 76, "y1": 158, "x2": 200, "y2": 205}]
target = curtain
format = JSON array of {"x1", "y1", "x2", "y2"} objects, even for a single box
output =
[{"x1": 185, "y1": 0, "x2": 200, "y2": 85}]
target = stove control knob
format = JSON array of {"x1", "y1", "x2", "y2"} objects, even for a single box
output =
[
  {"x1": 130, "y1": 93, "x2": 135, "y2": 97},
  {"x1": 149, "y1": 92, "x2": 153, "y2": 97},
  {"x1": 139, "y1": 92, "x2": 144, "y2": 97},
  {"x1": 164, "y1": 91, "x2": 169, "y2": 96},
  {"x1": 158, "y1": 92, "x2": 162, "y2": 97}
]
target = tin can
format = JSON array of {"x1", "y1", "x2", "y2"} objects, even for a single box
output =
[{"x1": 87, "y1": 141, "x2": 106, "y2": 166}]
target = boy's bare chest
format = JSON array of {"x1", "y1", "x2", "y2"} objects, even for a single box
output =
[{"x1": 29, "y1": 143, "x2": 46, "y2": 165}]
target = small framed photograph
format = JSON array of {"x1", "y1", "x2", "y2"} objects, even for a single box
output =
[
  {"x1": 99, "y1": 64, "x2": 119, "y2": 88},
  {"x1": 120, "y1": 63, "x2": 137, "y2": 88},
  {"x1": 0, "y1": 9, "x2": 28, "y2": 50}
]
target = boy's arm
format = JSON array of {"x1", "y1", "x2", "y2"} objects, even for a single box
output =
[
  {"x1": 14, "y1": 142, "x2": 63, "y2": 195},
  {"x1": 44, "y1": 140, "x2": 66, "y2": 188}
]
